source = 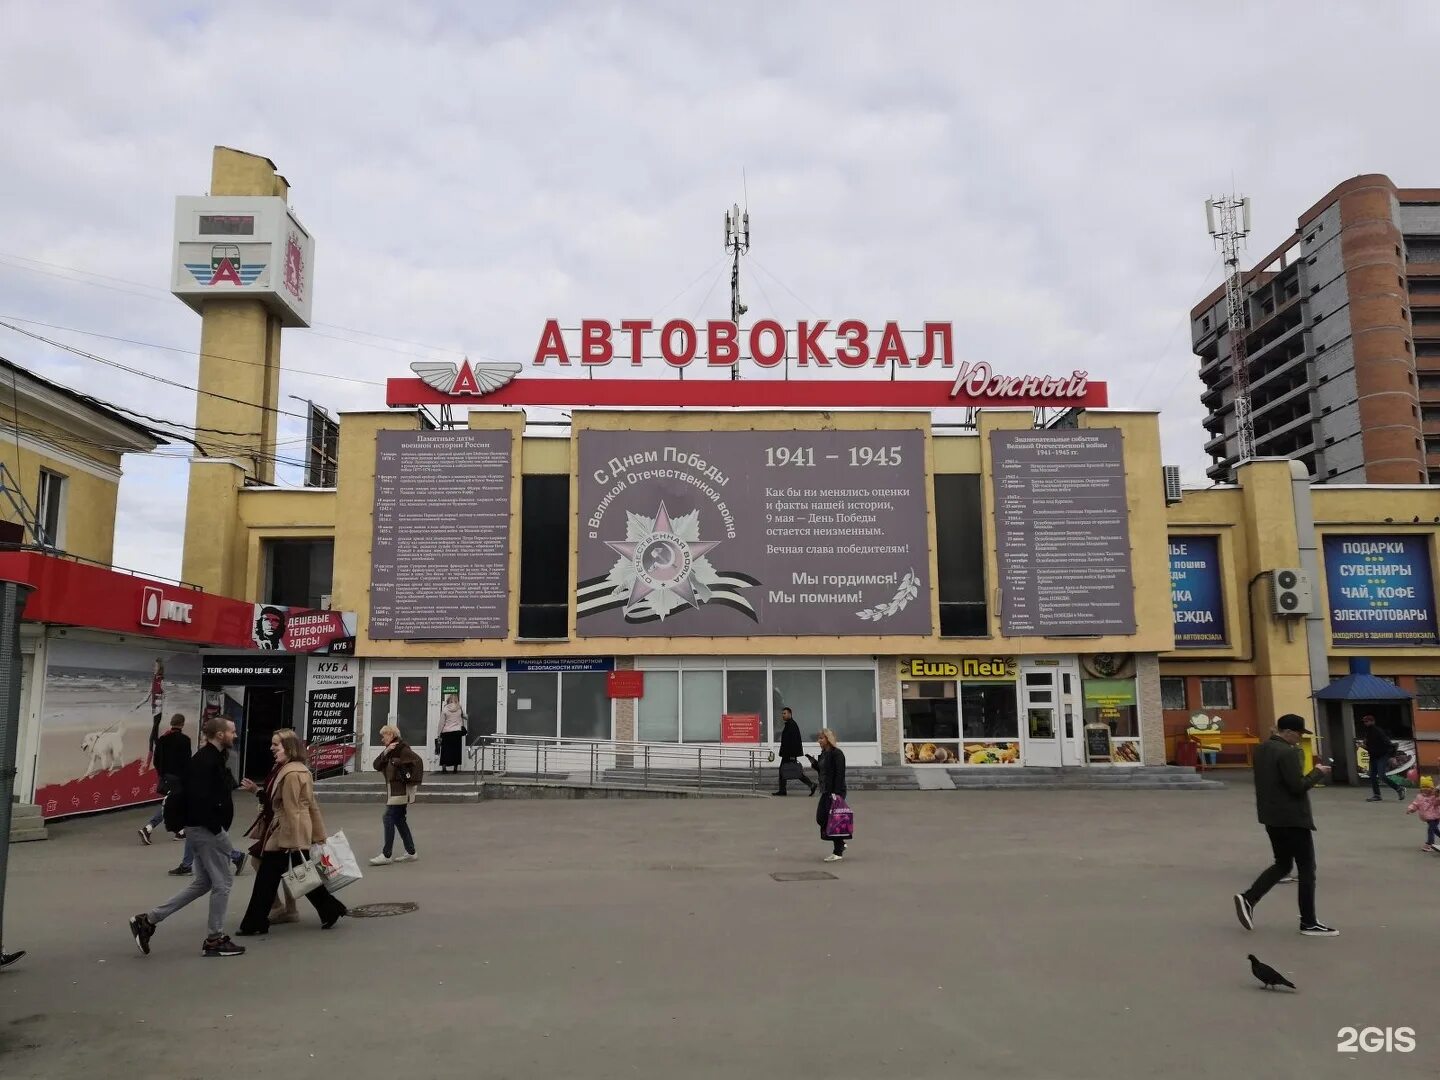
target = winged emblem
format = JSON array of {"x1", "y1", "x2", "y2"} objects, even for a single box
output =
[{"x1": 411, "y1": 359, "x2": 521, "y2": 397}]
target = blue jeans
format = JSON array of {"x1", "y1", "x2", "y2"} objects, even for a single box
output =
[
  {"x1": 1426, "y1": 820, "x2": 1439, "y2": 846},
  {"x1": 146, "y1": 802, "x2": 166, "y2": 830},
  {"x1": 1370, "y1": 759, "x2": 1403, "y2": 796},
  {"x1": 382, "y1": 804, "x2": 415, "y2": 858}
]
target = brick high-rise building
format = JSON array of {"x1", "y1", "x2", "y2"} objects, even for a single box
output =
[{"x1": 1192, "y1": 174, "x2": 1440, "y2": 485}]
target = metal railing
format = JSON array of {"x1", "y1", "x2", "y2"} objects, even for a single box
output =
[{"x1": 467, "y1": 733, "x2": 773, "y2": 794}]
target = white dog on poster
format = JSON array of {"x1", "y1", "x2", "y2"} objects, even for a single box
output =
[{"x1": 81, "y1": 724, "x2": 125, "y2": 778}]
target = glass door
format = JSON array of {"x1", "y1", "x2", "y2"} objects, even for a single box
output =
[
  {"x1": 1058, "y1": 667, "x2": 1086, "y2": 766},
  {"x1": 367, "y1": 662, "x2": 435, "y2": 764},
  {"x1": 1020, "y1": 666, "x2": 1062, "y2": 767}
]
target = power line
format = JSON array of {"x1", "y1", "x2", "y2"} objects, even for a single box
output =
[{"x1": 0, "y1": 321, "x2": 312, "y2": 421}]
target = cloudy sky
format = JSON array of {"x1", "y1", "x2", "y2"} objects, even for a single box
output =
[{"x1": 3, "y1": 1, "x2": 1439, "y2": 580}]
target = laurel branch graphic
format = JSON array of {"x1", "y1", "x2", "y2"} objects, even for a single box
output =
[{"x1": 856, "y1": 569, "x2": 920, "y2": 621}]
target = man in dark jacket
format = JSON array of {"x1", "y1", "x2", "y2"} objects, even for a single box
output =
[
  {"x1": 129, "y1": 717, "x2": 256, "y2": 959},
  {"x1": 1360, "y1": 714, "x2": 1405, "y2": 802},
  {"x1": 1233, "y1": 714, "x2": 1337, "y2": 937},
  {"x1": 772, "y1": 708, "x2": 817, "y2": 797},
  {"x1": 139, "y1": 714, "x2": 192, "y2": 845}
]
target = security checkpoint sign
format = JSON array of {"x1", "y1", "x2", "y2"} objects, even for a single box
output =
[{"x1": 576, "y1": 428, "x2": 932, "y2": 637}]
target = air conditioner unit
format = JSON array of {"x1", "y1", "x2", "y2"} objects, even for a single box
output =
[
  {"x1": 1272, "y1": 569, "x2": 1314, "y2": 616},
  {"x1": 1163, "y1": 465, "x2": 1183, "y2": 505}
]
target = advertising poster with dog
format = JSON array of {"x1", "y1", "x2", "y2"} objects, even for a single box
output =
[{"x1": 34, "y1": 639, "x2": 201, "y2": 820}]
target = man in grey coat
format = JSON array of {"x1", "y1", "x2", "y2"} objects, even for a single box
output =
[{"x1": 1233, "y1": 714, "x2": 1337, "y2": 937}]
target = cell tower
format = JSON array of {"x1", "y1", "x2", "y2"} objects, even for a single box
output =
[
  {"x1": 1206, "y1": 194, "x2": 1254, "y2": 469},
  {"x1": 724, "y1": 201, "x2": 750, "y2": 381}
]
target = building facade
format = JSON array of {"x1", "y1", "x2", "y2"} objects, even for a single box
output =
[
  {"x1": 1192, "y1": 174, "x2": 1440, "y2": 486},
  {"x1": 0, "y1": 356, "x2": 162, "y2": 563}
]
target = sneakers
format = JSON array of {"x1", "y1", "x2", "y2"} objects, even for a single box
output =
[
  {"x1": 129, "y1": 913, "x2": 155, "y2": 956},
  {"x1": 1233, "y1": 894, "x2": 1255, "y2": 931},
  {"x1": 823, "y1": 853, "x2": 844, "y2": 863},
  {"x1": 138, "y1": 825, "x2": 153, "y2": 846},
  {"x1": 168, "y1": 865, "x2": 192, "y2": 876},
  {"x1": 0, "y1": 951, "x2": 24, "y2": 970},
  {"x1": 771, "y1": 791, "x2": 787, "y2": 797},
  {"x1": 174, "y1": 830, "x2": 185, "y2": 840},
  {"x1": 1396, "y1": 788, "x2": 1407, "y2": 801},
  {"x1": 396, "y1": 852, "x2": 418, "y2": 863},
  {"x1": 202, "y1": 935, "x2": 245, "y2": 958},
  {"x1": 369, "y1": 854, "x2": 395, "y2": 866},
  {"x1": 1300, "y1": 922, "x2": 1340, "y2": 937},
  {"x1": 1278, "y1": 876, "x2": 1298, "y2": 884},
  {"x1": 1421, "y1": 845, "x2": 1437, "y2": 854},
  {"x1": 1365, "y1": 796, "x2": 1383, "y2": 802}
]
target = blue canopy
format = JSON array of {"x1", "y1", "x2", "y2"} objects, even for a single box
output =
[{"x1": 1314, "y1": 658, "x2": 1413, "y2": 702}]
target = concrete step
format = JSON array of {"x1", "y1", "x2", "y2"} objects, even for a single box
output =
[{"x1": 8, "y1": 802, "x2": 48, "y2": 842}]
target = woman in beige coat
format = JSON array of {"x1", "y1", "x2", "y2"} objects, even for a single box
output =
[{"x1": 237, "y1": 729, "x2": 347, "y2": 935}]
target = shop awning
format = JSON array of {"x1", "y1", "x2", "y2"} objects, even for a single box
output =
[{"x1": 1314, "y1": 658, "x2": 1412, "y2": 702}]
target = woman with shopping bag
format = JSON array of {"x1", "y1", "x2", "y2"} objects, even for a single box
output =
[
  {"x1": 806, "y1": 728, "x2": 851, "y2": 863},
  {"x1": 236, "y1": 729, "x2": 347, "y2": 936}
]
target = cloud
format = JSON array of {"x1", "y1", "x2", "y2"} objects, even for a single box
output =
[{"x1": 3, "y1": 0, "x2": 1440, "y2": 582}]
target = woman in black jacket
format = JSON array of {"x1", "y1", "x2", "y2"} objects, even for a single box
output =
[{"x1": 806, "y1": 729, "x2": 848, "y2": 862}]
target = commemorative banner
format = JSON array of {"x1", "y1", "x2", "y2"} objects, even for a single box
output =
[{"x1": 576, "y1": 428, "x2": 932, "y2": 637}]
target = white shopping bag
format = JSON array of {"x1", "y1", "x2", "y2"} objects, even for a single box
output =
[{"x1": 312, "y1": 829, "x2": 363, "y2": 893}]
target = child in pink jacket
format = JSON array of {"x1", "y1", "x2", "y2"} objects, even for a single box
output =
[{"x1": 1404, "y1": 776, "x2": 1440, "y2": 852}]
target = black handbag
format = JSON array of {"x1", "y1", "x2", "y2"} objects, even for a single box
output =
[
  {"x1": 779, "y1": 761, "x2": 807, "y2": 782},
  {"x1": 432, "y1": 737, "x2": 442, "y2": 756}
]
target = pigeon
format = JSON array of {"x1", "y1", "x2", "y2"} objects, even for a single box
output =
[{"x1": 1248, "y1": 954, "x2": 1296, "y2": 991}]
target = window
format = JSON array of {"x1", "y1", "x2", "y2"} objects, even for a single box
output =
[
  {"x1": 824, "y1": 668, "x2": 877, "y2": 744},
  {"x1": 507, "y1": 669, "x2": 612, "y2": 740},
  {"x1": 726, "y1": 669, "x2": 770, "y2": 741},
  {"x1": 680, "y1": 670, "x2": 724, "y2": 743},
  {"x1": 934, "y1": 474, "x2": 988, "y2": 635},
  {"x1": 960, "y1": 682, "x2": 1019, "y2": 739},
  {"x1": 507, "y1": 672, "x2": 559, "y2": 738},
  {"x1": 1417, "y1": 677, "x2": 1440, "y2": 711},
  {"x1": 1161, "y1": 677, "x2": 1188, "y2": 711},
  {"x1": 1199, "y1": 676, "x2": 1235, "y2": 710},
  {"x1": 35, "y1": 469, "x2": 64, "y2": 549},
  {"x1": 518, "y1": 475, "x2": 569, "y2": 638},
  {"x1": 264, "y1": 539, "x2": 333, "y2": 608},
  {"x1": 637, "y1": 671, "x2": 679, "y2": 742},
  {"x1": 560, "y1": 672, "x2": 610, "y2": 739},
  {"x1": 772, "y1": 668, "x2": 824, "y2": 738}
]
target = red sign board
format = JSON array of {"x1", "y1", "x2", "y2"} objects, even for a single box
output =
[
  {"x1": 0, "y1": 551, "x2": 353, "y2": 654},
  {"x1": 388, "y1": 319, "x2": 1108, "y2": 411},
  {"x1": 721, "y1": 713, "x2": 762, "y2": 744},
  {"x1": 606, "y1": 670, "x2": 645, "y2": 699}
]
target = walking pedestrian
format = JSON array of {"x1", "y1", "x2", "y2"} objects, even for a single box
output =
[
  {"x1": 772, "y1": 707, "x2": 817, "y2": 796},
  {"x1": 806, "y1": 728, "x2": 848, "y2": 862},
  {"x1": 139, "y1": 713, "x2": 191, "y2": 845},
  {"x1": 1233, "y1": 714, "x2": 1339, "y2": 937},
  {"x1": 438, "y1": 693, "x2": 466, "y2": 774},
  {"x1": 1360, "y1": 715, "x2": 1406, "y2": 802},
  {"x1": 1404, "y1": 776, "x2": 1440, "y2": 852},
  {"x1": 370, "y1": 725, "x2": 423, "y2": 866},
  {"x1": 236, "y1": 729, "x2": 347, "y2": 935},
  {"x1": 128, "y1": 717, "x2": 256, "y2": 958}
]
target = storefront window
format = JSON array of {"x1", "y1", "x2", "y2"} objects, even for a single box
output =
[
  {"x1": 1415, "y1": 676, "x2": 1440, "y2": 711},
  {"x1": 508, "y1": 672, "x2": 559, "y2": 737},
  {"x1": 824, "y1": 668, "x2": 877, "y2": 744},
  {"x1": 681, "y1": 669, "x2": 724, "y2": 743},
  {"x1": 902, "y1": 680, "x2": 958, "y2": 740},
  {"x1": 772, "y1": 669, "x2": 824, "y2": 737},
  {"x1": 1083, "y1": 678, "x2": 1139, "y2": 738},
  {"x1": 726, "y1": 669, "x2": 770, "y2": 741},
  {"x1": 638, "y1": 670, "x2": 679, "y2": 742},
  {"x1": 560, "y1": 671, "x2": 611, "y2": 740},
  {"x1": 961, "y1": 683, "x2": 1019, "y2": 739}
]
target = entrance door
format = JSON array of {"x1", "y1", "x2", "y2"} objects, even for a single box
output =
[
  {"x1": 1020, "y1": 666, "x2": 1062, "y2": 767},
  {"x1": 241, "y1": 687, "x2": 291, "y2": 784},
  {"x1": 367, "y1": 663, "x2": 434, "y2": 764},
  {"x1": 439, "y1": 671, "x2": 502, "y2": 767}
]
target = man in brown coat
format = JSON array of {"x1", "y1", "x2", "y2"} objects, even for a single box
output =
[{"x1": 370, "y1": 724, "x2": 423, "y2": 866}]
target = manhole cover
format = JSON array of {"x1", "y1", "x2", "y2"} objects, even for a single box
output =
[
  {"x1": 770, "y1": 871, "x2": 837, "y2": 882},
  {"x1": 346, "y1": 902, "x2": 419, "y2": 918}
]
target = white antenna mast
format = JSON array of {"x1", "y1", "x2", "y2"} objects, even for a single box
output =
[
  {"x1": 1206, "y1": 193, "x2": 1254, "y2": 472},
  {"x1": 724, "y1": 194, "x2": 750, "y2": 381}
]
